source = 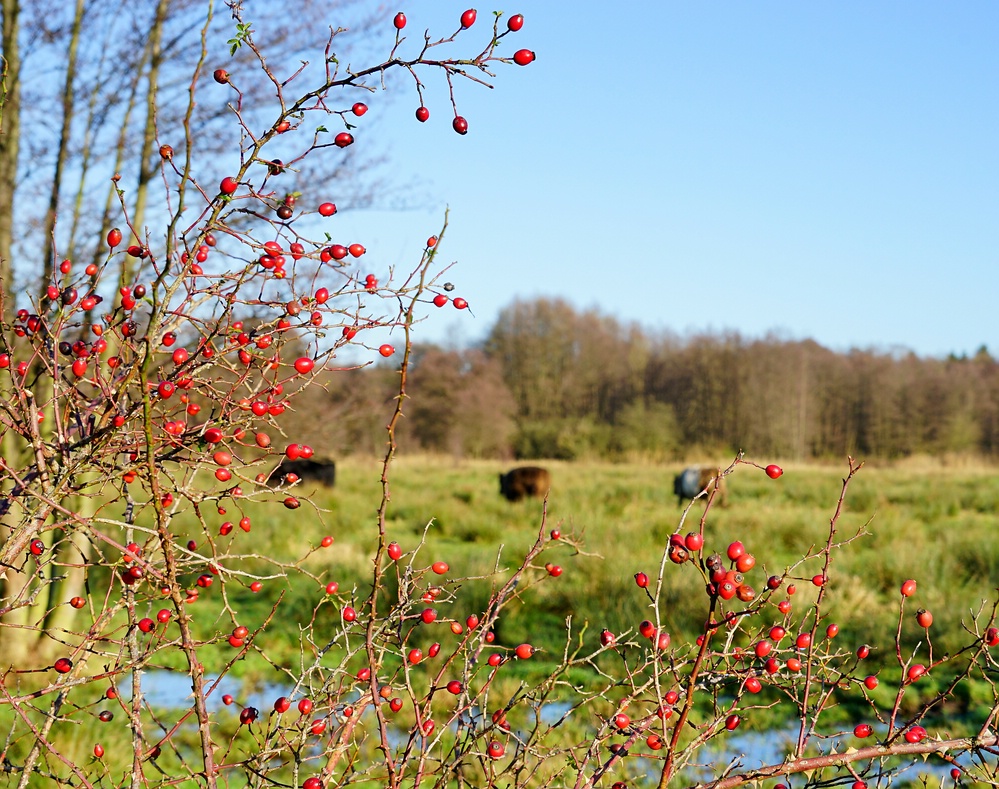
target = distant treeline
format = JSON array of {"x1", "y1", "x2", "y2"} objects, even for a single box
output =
[{"x1": 286, "y1": 298, "x2": 999, "y2": 461}]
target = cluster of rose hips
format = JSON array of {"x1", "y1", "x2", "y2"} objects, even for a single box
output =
[
  {"x1": 703, "y1": 540, "x2": 758, "y2": 602},
  {"x1": 392, "y1": 9, "x2": 534, "y2": 132},
  {"x1": 180, "y1": 543, "x2": 536, "y2": 773}
]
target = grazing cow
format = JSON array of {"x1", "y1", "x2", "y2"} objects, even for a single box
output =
[
  {"x1": 273, "y1": 458, "x2": 336, "y2": 487},
  {"x1": 499, "y1": 466, "x2": 551, "y2": 502},
  {"x1": 673, "y1": 466, "x2": 726, "y2": 506}
]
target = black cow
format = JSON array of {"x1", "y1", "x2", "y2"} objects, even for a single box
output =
[
  {"x1": 499, "y1": 466, "x2": 551, "y2": 502},
  {"x1": 673, "y1": 466, "x2": 725, "y2": 506},
  {"x1": 273, "y1": 458, "x2": 336, "y2": 487}
]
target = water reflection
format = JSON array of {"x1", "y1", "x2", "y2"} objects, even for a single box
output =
[
  {"x1": 135, "y1": 671, "x2": 970, "y2": 783},
  {"x1": 124, "y1": 668, "x2": 288, "y2": 713}
]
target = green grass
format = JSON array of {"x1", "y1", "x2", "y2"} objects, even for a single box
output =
[
  {"x1": 8, "y1": 457, "x2": 999, "y2": 786},
  {"x1": 68, "y1": 456, "x2": 999, "y2": 697},
  {"x1": 156, "y1": 456, "x2": 999, "y2": 677}
]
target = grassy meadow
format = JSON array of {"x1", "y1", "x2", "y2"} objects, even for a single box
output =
[
  {"x1": 170, "y1": 454, "x2": 999, "y2": 686},
  {"x1": 7, "y1": 456, "x2": 999, "y2": 786}
]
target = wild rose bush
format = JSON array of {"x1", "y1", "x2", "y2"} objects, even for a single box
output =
[{"x1": 1, "y1": 4, "x2": 998, "y2": 788}]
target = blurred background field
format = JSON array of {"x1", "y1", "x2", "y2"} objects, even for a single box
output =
[{"x1": 158, "y1": 455, "x2": 999, "y2": 688}]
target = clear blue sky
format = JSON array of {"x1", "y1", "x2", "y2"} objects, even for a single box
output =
[{"x1": 338, "y1": 1, "x2": 998, "y2": 358}]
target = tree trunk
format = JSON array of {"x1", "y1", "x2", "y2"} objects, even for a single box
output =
[
  {"x1": 0, "y1": 0, "x2": 21, "y2": 321},
  {"x1": 39, "y1": 0, "x2": 86, "y2": 298}
]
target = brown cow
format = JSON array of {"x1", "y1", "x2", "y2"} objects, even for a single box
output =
[
  {"x1": 499, "y1": 466, "x2": 551, "y2": 502},
  {"x1": 673, "y1": 466, "x2": 726, "y2": 506},
  {"x1": 272, "y1": 458, "x2": 336, "y2": 487}
]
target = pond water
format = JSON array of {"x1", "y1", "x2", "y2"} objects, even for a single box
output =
[
  {"x1": 125, "y1": 668, "x2": 287, "y2": 713},
  {"x1": 133, "y1": 670, "x2": 968, "y2": 784}
]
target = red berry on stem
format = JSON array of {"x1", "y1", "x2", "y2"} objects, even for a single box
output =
[
  {"x1": 107, "y1": 228, "x2": 122, "y2": 247},
  {"x1": 684, "y1": 532, "x2": 703, "y2": 551},
  {"x1": 901, "y1": 579, "x2": 917, "y2": 597},
  {"x1": 907, "y1": 663, "x2": 927, "y2": 682},
  {"x1": 213, "y1": 68, "x2": 229, "y2": 84},
  {"x1": 452, "y1": 116, "x2": 468, "y2": 135},
  {"x1": 239, "y1": 707, "x2": 258, "y2": 725},
  {"x1": 460, "y1": 8, "x2": 477, "y2": 28},
  {"x1": 393, "y1": 12, "x2": 406, "y2": 29},
  {"x1": 634, "y1": 572, "x2": 649, "y2": 588},
  {"x1": 54, "y1": 657, "x2": 73, "y2": 674},
  {"x1": 352, "y1": 102, "x2": 368, "y2": 116},
  {"x1": 379, "y1": 344, "x2": 394, "y2": 358},
  {"x1": 765, "y1": 464, "x2": 783, "y2": 479},
  {"x1": 514, "y1": 643, "x2": 535, "y2": 660},
  {"x1": 334, "y1": 132, "x2": 353, "y2": 148},
  {"x1": 507, "y1": 13, "x2": 524, "y2": 31},
  {"x1": 220, "y1": 176, "x2": 238, "y2": 195},
  {"x1": 513, "y1": 49, "x2": 535, "y2": 66},
  {"x1": 318, "y1": 202, "x2": 337, "y2": 217}
]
